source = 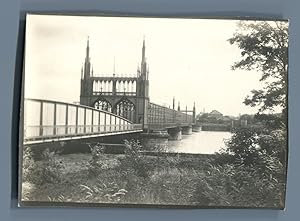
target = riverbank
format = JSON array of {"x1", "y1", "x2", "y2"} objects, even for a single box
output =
[
  {"x1": 22, "y1": 152, "x2": 213, "y2": 205},
  {"x1": 21, "y1": 145, "x2": 284, "y2": 208}
]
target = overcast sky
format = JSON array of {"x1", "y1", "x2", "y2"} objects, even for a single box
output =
[{"x1": 24, "y1": 14, "x2": 267, "y2": 116}]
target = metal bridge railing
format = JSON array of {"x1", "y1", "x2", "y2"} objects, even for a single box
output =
[{"x1": 23, "y1": 98, "x2": 142, "y2": 143}]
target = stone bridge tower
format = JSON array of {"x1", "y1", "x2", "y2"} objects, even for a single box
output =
[{"x1": 80, "y1": 37, "x2": 149, "y2": 128}]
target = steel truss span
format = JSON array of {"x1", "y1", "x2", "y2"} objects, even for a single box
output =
[{"x1": 147, "y1": 103, "x2": 194, "y2": 130}]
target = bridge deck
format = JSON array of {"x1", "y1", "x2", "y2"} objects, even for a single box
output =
[{"x1": 23, "y1": 99, "x2": 142, "y2": 145}]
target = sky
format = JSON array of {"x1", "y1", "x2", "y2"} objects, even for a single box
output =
[{"x1": 24, "y1": 14, "x2": 267, "y2": 116}]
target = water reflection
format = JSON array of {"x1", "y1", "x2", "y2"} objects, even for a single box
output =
[{"x1": 167, "y1": 131, "x2": 232, "y2": 154}]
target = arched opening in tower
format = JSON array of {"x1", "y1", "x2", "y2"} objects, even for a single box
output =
[
  {"x1": 114, "y1": 98, "x2": 136, "y2": 122},
  {"x1": 94, "y1": 98, "x2": 112, "y2": 112}
]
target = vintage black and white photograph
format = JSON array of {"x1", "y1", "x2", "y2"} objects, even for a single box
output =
[{"x1": 19, "y1": 14, "x2": 288, "y2": 208}]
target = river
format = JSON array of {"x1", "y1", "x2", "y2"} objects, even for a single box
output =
[{"x1": 166, "y1": 131, "x2": 232, "y2": 154}]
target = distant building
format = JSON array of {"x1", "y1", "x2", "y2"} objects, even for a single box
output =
[
  {"x1": 222, "y1": 115, "x2": 233, "y2": 122},
  {"x1": 208, "y1": 110, "x2": 223, "y2": 119}
]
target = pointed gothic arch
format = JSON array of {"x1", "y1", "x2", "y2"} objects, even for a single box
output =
[
  {"x1": 94, "y1": 98, "x2": 112, "y2": 112},
  {"x1": 113, "y1": 98, "x2": 135, "y2": 122}
]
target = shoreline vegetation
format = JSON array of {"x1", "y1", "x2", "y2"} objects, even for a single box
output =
[{"x1": 21, "y1": 130, "x2": 286, "y2": 208}]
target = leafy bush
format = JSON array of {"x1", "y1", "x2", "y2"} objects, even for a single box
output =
[
  {"x1": 22, "y1": 147, "x2": 65, "y2": 185},
  {"x1": 88, "y1": 143, "x2": 105, "y2": 177},
  {"x1": 118, "y1": 140, "x2": 152, "y2": 179},
  {"x1": 208, "y1": 126, "x2": 287, "y2": 207},
  {"x1": 258, "y1": 129, "x2": 287, "y2": 165},
  {"x1": 222, "y1": 128, "x2": 262, "y2": 165},
  {"x1": 215, "y1": 128, "x2": 287, "y2": 175}
]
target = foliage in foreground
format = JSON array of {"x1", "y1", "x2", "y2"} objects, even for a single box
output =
[
  {"x1": 211, "y1": 126, "x2": 286, "y2": 208},
  {"x1": 193, "y1": 163, "x2": 285, "y2": 207},
  {"x1": 22, "y1": 138, "x2": 285, "y2": 208},
  {"x1": 23, "y1": 147, "x2": 65, "y2": 185}
]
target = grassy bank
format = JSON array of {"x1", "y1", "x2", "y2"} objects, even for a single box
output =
[{"x1": 21, "y1": 141, "x2": 285, "y2": 208}]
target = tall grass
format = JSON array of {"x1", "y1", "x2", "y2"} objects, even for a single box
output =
[{"x1": 23, "y1": 134, "x2": 286, "y2": 208}]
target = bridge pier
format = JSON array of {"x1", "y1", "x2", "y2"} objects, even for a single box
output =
[
  {"x1": 167, "y1": 127, "x2": 182, "y2": 140},
  {"x1": 192, "y1": 125, "x2": 201, "y2": 132},
  {"x1": 139, "y1": 131, "x2": 169, "y2": 151},
  {"x1": 182, "y1": 126, "x2": 193, "y2": 135}
]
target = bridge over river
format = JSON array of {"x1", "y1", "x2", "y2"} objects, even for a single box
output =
[{"x1": 22, "y1": 38, "x2": 200, "y2": 147}]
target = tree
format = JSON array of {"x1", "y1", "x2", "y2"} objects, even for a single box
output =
[
  {"x1": 229, "y1": 21, "x2": 288, "y2": 114},
  {"x1": 216, "y1": 22, "x2": 288, "y2": 208}
]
